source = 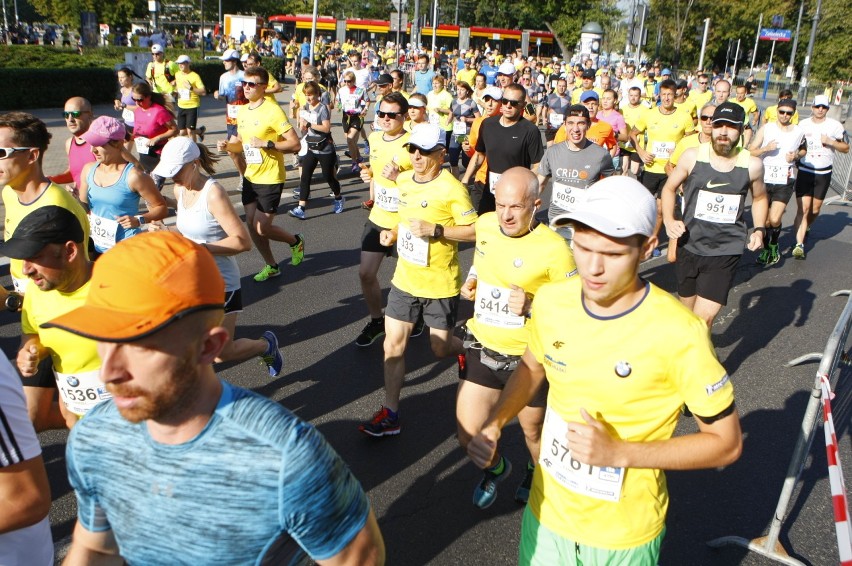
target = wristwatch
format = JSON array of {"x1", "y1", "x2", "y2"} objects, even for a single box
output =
[
  {"x1": 433, "y1": 223, "x2": 444, "y2": 239},
  {"x1": 136, "y1": 215, "x2": 146, "y2": 226},
  {"x1": 266, "y1": 140, "x2": 275, "y2": 150}
]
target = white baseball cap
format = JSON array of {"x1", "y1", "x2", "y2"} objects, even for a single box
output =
[
  {"x1": 813, "y1": 94, "x2": 830, "y2": 107},
  {"x1": 152, "y1": 137, "x2": 201, "y2": 179},
  {"x1": 497, "y1": 62, "x2": 515, "y2": 76},
  {"x1": 220, "y1": 49, "x2": 240, "y2": 61},
  {"x1": 408, "y1": 97, "x2": 427, "y2": 108},
  {"x1": 482, "y1": 86, "x2": 503, "y2": 100},
  {"x1": 175, "y1": 55, "x2": 191, "y2": 64},
  {"x1": 550, "y1": 176, "x2": 656, "y2": 238},
  {"x1": 240, "y1": 53, "x2": 250, "y2": 62},
  {"x1": 151, "y1": 44, "x2": 164, "y2": 54},
  {"x1": 405, "y1": 123, "x2": 445, "y2": 151}
]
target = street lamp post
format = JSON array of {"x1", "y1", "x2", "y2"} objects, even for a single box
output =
[
  {"x1": 786, "y1": 0, "x2": 805, "y2": 90},
  {"x1": 797, "y1": 0, "x2": 823, "y2": 103}
]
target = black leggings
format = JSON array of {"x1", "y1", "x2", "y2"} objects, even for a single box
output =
[{"x1": 299, "y1": 151, "x2": 341, "y2": 202}]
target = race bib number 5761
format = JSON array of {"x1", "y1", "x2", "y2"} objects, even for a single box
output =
[{"x1": 539, "y1": 407, "x2": 625, "y2": 502}]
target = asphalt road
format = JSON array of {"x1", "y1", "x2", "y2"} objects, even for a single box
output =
[{"x1": 1, "y1": 86, "x2": 851, "y2": 565}]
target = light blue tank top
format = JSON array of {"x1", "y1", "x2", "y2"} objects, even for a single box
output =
[
  {"x1": 87, "y1": 162, "x2": 140, "y2": 253},
  {"x1": 175, "y1": 178, "x2": 241, "y2": 291}
]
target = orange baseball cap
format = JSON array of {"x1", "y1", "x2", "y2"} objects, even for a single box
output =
[{"x1": 43, "y1": 232, "x2": 225, "y2": 342}]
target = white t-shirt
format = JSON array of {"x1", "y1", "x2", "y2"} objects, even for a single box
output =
[
  {"x1": 0, "y1": 356, "x2": 54, "y2": 566},
  {"x1": 352, "y1": 67, "x2": 371, "y2": 90},
  {"x1": 799, "y1": 117, "x2": 847, "y2": 173}
]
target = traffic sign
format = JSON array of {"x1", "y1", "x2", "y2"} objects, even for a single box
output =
[{"x1": 759, "y1": 28, "x2": 792, "y2": 41}]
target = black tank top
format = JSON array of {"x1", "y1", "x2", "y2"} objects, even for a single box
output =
[{"x1": 681, "y1": 143, "x2": 752, "y2": 256}]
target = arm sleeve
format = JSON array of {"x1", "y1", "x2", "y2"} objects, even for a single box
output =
[
  {"x1": 449, "y1": 185, "x2": 478, "y2": 225},
  {"x1": 279, "y1": 422, "x2": 370, "y2": 561},
  {"x1": 66, "y1": 427, "x2": 112, "y2": 533},
  {"x1": 0, "y1": 356, "x2": 41, "y2": 467}
]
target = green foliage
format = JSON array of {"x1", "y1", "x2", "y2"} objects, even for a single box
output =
[
  {"x1": 0, "y1": 68, "x2": 117, "y2": 108},
  {"x1": 647, "y1": 0, "x2": 849, "y2": 82},
  {"x1": 27, "y1": 0, "x2": 145, "y2": 27},
  {"x1": 0, "y1": 45, "x2": 135, "y2": 68}
]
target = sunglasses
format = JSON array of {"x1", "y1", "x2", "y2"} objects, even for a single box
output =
[
  {"x1": 344, "y1": 79, "x2": 354, "y2": 83},
  {"x1": 699, "y1": 81, "x2": 709, "y2": 85},
  {"x1": 377, "y1": 110, "x2": 402, "y2": 119},
  {"x1": 0, "y1": 147, "x2": 36, "y2": 159},
  {"x1": 242, "y1": 81, "x2": 266, "y2": 88},
  {"x1": 778, "y1": 110, "x2": 794, "y2": 116},
  {"x1": 63, "y1": 110, "x2": 88, "y2": 119},
  {"x1": 699, "y1": 115, "x2": 714, "y2": 121},
  {"x1": 407, "y1": 146, "x2": 440, "y2": 155},
  {"x1": 501, "y1": 98, "x2": 523, "y2": 108}
]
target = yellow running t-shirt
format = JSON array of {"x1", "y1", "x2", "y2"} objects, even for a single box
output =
[
  {"x1": 391, "y1": 169, "x2": 477, "y2": 298},
  {"x1": 366, "y1": 131, "x2": 413, "y2": 230},
  {"x1": 237, "y1": 100, "x2": 293, "y2": 184},
  {"x1": 527, "y1": 278, "x2": 734, "y2": 550},
  {"x1": 466, "y1": 214, "x2": 575, "y2": 355}
]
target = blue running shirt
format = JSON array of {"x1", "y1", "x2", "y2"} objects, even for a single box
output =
[{"x1": 67, "y1": 381, "x2": 370, "y2": 565}]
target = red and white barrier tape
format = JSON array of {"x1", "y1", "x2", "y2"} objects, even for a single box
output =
[{"x1": 820, "y1": 375, "x2": 852, "y2": 566}]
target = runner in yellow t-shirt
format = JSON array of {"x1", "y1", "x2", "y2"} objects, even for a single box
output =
[
  {"x1": 467, "y1": 177, "x2": 741, "y2": 564},
  {"x1": 216, "y1": 67, "x2": 303, "y2": 283},
  {"x1": 629, "y1": 78, "x2": 695, "y2": 248},
  {"x1": 458, "y1": 167, "x2": 575, "y2": 509},
  {"x1": 145, "y1": 44, "x2": 178, "y2": 100},
  {"x1": 174, "y1": 56, "x2": 207, "y2": 142},
  {"x1": 355, "y1": 93, "x2": 414, "y2": 347},
  {"x1": 3, "y1": 207, "x2": 103, "y2": 431},
  {"x1": 359, "y1": 124, "x2": 477, "y2": 438}
]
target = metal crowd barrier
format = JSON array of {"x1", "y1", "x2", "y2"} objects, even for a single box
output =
[
  {"x1": 707, "y1": 290, "x2": 852, "y2": 565},
  {"x1": 826, "y1": 147, "x2": 852, "y2": 207}
]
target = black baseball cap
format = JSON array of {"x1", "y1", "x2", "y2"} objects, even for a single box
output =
[
  {"x1": 376, "y1": 73, "x2": 393, "y2": 86},
  {"x1": 711, "y1": 101, "x2": 746, "y2": 127},
  {"x1": 0, "y1": 206, "x2": 84, "y2": 259},
  {"x1": 581, "y1": 69, "x2": 595, "y2": 79}
]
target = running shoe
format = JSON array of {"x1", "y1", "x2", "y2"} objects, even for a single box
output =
[
  {"x1": 333, "y1": 196, "x2": 345, "y2": 214},
  {"x1": 355, "y1": 318, "x2": 385, "y2": 347},
  {"x1": 457, "y1": 353, "x2": 467, "y2": 380},
  {"x1": 756, "y1": 247, "x2": 770, "y2": 265},
  {"x1": 290, "y1": 234, "x2": 305, "y2": 266},
  {"x1": 514, "y1": 462, "x2": 535, "y2": 504},
  {"x1": 288, "y1": 206, "x2": 306, "y2": 220},
  {"x1": 260, "y1": 331, "x2": 284, "y2": 377},
  {"x1": 651, "y1": 248, "x2": 662, "y2": 258},
  {"x1": 359, "y1": 406, "x2": 400, "y2": 437},
  {"x1": 351, "y1": 162, "x2": 362, "y2": 175},
  {"x1": 792, "y1": 243, "x2": 805, "y2": 260},
  {"x1": 361, "y1": 199, "x2": 374, "y2": 210},
  {"x1": 344, "y1": 150, "x2": 352, "y2": 158},
  {"x1": 766, "y1": 243, "x2": 781, "y2": 266},
  {"x1": 363, "y1": 143, "x2": 370, "y2": 157},
  {"x1": 197, "y1": 125, "x2": 206, "y2": 142},
  {"x1": 410, "y1": 315, "x2": 425, "y2": 338},
  {"x1": 473, "y1": 457, "x2": 512, "y2": 509},
  {"x1": 253, "y1": 264, "x2": 280, "y2": 282},
  {"x1": 292, "y1": 189, "x2": 301, "y2": 200}
]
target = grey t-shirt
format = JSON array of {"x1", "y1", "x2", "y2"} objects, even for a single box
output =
[{"x1": 539, "y1": 139, "x2": 615, "y2": 222}]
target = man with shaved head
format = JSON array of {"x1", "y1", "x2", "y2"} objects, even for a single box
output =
[
  {"x1": 49, "y1": 97, "x2": 137, "y2": 195},
  {"x1": 457, "y1": 167, "x2": 575, "y2": 509},
  {"x1": 48, "y1": 97, "x2": 96, "y2": 195}
]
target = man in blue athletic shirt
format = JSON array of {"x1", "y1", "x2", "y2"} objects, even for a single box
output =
[{"x1": 50, "y1": 231, "x2": 385, "y2": 566}]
